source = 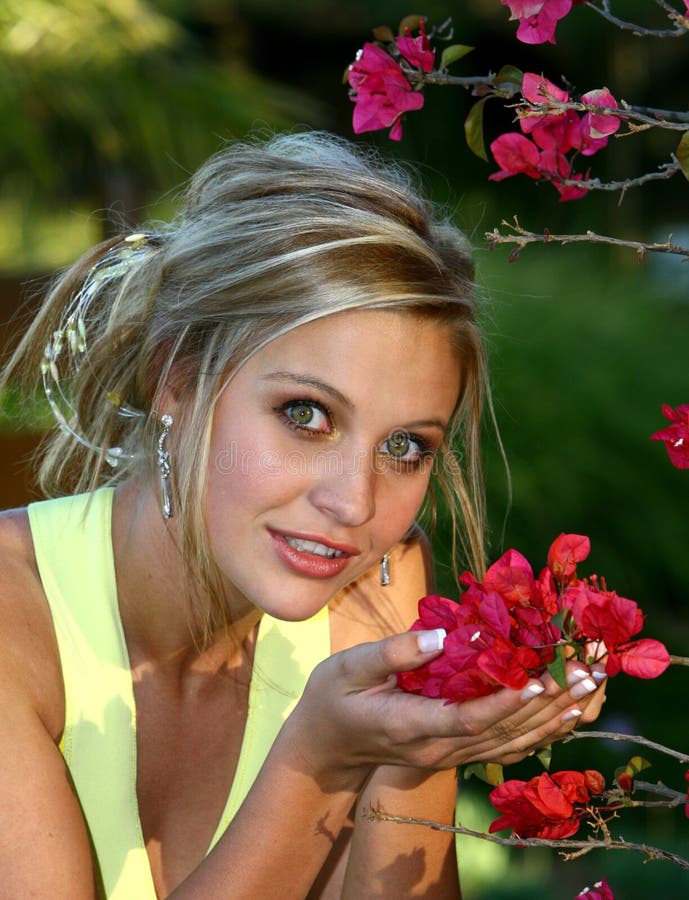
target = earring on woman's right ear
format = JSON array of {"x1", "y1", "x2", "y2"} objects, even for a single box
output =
[
  {"x1": 157, "y1": 413, "x2": 174, "y2": 519},
  {"x1": 380, "y1": 553, "x2": 391, "y2": 586}
]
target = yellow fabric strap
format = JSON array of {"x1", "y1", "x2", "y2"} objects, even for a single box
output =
[{"x1": 28, "y1": 489, "x2": 330, "y2": 898}]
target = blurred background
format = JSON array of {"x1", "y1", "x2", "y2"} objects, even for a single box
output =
[{"x1": 1, "y1": 1, "x2": 687, "y2": 896}]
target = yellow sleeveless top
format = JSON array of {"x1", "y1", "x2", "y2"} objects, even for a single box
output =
[{"x1": 28, "y1": 489, "x2": 331, "y2": 898}]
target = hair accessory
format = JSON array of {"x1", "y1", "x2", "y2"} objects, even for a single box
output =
[
  {"x1": 41, "y1": 233, "x2": 162, "y2": 466},
  {"x1": 380, "y1": 552, "x2": 391, "y2": 586},
  {"x1": 157, "y1": 413, "x2": 174, "y2": 519}
]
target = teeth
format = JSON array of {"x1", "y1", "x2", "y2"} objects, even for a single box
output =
[{"x1": 284, "y1": 536, "x2": 345, "y2": 558}]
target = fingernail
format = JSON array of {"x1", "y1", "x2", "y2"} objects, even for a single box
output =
[
  {"x1": 570, "y1": 677, "x2": 597, "y2": 699},
  {"x1": 562, "y1": 708, "x2": 583, "y2": 722},
  {"x1": 520, "y1": 682, "x2": 545, "y2": 701},
  {"x1": 591, "y1": 670, "x2": 607, "y2": 683},
  {"x1": 566, "y1": 668, "x2": 590, "y2": 686},
  {"x1": 417, "y1": 628, "x2": 446, "y2": 653}
]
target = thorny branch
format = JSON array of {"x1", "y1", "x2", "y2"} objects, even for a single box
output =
[
  {"x1": 485, "y1": 218, "x2": 689, "y2": 261},
  {"x1": 365, "y1": 807, "x2": 689, "y2": 869},
  {"x1": 585, "y1": 0, "x2": 689, "y2": 38},
  {"x1": 563, "y1": 730, "x2": 689, "y2": 765}
]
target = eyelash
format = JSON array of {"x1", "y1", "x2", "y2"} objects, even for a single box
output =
[
  {"x1": 274, "y1": 398, "x2": 334, "y2": 437},
  {"x1": 379, "y1": 433, "x2": 434, "y2": 471}
]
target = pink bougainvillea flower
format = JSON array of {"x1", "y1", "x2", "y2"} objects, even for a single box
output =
[
  {"x1": 348, "y1": 42, "x2": 424, "y2": 140},
  {"x1": 650, "y1": 403, "x2": 689, "y2": 469},
  {"x1": 488, "y1": 132, "x2": 543, "y2": 181},
  {"x1": 502, "y1": 0, "x2": 573, "y2": 44},
  {"x1": 576, "y1": 877, "x2": 615, "y2": 900},
  {"x1": 520, "y1": 73, "x2": 579, "y2": 147},
  {"x1": 560, "y1": 579, "x2": 670, "y2": 678},
  {"x1": 489, "y1": 769, "x2": 604, "y2": 839},
  {"x1": 396, "y1": 19, "x2": 435, "y2": 72},
  {"x1": 398, "y1": 533, "x2": 668, "y2": 704},
  {"x1": 547, "y1": 533, "x2": 590, "y2": 584},
  {"x1": 578, "y1": 87, "x2": 621, "y2": 155}
]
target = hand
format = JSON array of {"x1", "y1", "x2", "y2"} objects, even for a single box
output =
[{"x1": 286, "y1": 630, "x2": 606, "y2": 783}]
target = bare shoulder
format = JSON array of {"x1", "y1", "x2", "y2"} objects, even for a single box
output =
[
  {"x1": 0, "y1": 507, "x2": 64, "y2": 738},
  {"x1": 329, "y1": 526, "x2": 434, "y2": 653}
]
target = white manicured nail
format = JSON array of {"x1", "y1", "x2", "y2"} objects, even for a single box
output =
[
  {"x1": 520, "y1": 682, "x2": 545, "y2": 701},
  {"x1": 417, "y1": 628, "x2": 446, "y2": 653},
  {"x1": 562, "y1": 708, "x2": 583, "y2": 722},
  {"x1": 591, "y1": 670, "x2": 607, "y2": 682},
  {"x1": 566, "y1": 668, "x2": 590, "y2": 685},
  {"x1": 570, "y1": 677, "x2": 597, "y2": 699}
]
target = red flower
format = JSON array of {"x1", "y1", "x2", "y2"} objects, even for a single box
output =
[
  {"x1": 650, "y1": 403, "x2": 689, "y2": 469},
  {"x1": 501, "y1": 0, "x2": 573, "y2": 45},
  {"x1": 575, "y1": 877, "x2": 615, "y2": 900},
  {"x1": 398, "y1": 533, "x2": 669, "y2": 703},
  {"x1": 560, "y1": 580, "x2": 670, "y2": 678},
  {"x1": 490, "y1": 73, "x2": 619, "y2": 200},
  {"x1": 489, "y1": 769, "x2": 604, "y2": 839},
  {"x1": 547, "y1": 533, "x2": 590, "y2": 584},
  {"x1": 396, "y1": 19, "x2": 435, "y2": 73},
  {"x1": 348, "y1": 43, "x2": 424, "y2": 141},
  {"x1": 578, "y1": 88, "x2": 621, "y2": 155},
  {"x1": 489, "y1": 132, "x2": 543, "y2": 182}
]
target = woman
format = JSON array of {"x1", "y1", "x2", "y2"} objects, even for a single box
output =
[{"x1": 0, "y1": 132, "x2": 604, "y2": 898}]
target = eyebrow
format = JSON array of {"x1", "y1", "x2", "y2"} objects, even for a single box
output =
[
  {"x1": 262, "y1": 371, "x2": 354, "y2": 409},
  {"x1": 262, "y1": 370, "x2": 448, "y2": 431}
]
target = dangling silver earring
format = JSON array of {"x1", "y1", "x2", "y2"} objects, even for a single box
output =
[
  {"x1": 157, "y1": 413, "x2": 174, "y2": 519},
  {"x1": 380, "y1": 553, "x2": 391, "y2": 587}
]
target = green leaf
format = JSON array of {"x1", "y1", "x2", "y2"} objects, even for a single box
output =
[
  {"x1": 495, "y1": 64, "x2": 524, "y2": 98},
  {"x1": 398, "y1": 14, "x2": 423, "y2": 35},
  {"x1": 372, "y1": 25, "x2": 395, "y2": 44},
  {"x1": 464, "y1": 96, "x2": 489, "y2": 161},
  {"x1": 547, "y1": 645, "x2": 568, "y2": 690},
  {"x1": 462, "y1": 762, "x2": 504, "y2": 785},
  {"x1": 676, "y1": 132, "x2": 689, "y2": 182},
  {"x1": 440, "y1": 44, "x2": 474, "y2": 69},
  {"x1": 549, "y1": 610, "x2": 566, "y2": 631},
  {"x1": 625, "y1": 755, "x2": 652, "y2": 776},
  {"x1": 536, "y1": 744, "x2": 552, "y2": 770}
]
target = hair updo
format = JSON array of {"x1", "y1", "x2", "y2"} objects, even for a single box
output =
[{"x1": 4, "y1": 131, "x2": 488, "y2": 640}]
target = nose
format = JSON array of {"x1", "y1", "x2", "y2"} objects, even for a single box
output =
[{"x1": 308, "y1": 448, "x2": 376, "y2": 527}]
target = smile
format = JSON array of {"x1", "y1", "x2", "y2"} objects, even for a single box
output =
[
  {"x1": 283, "y1": 536, "x2": 345, "y2": 558},
  {"x1": 269, "y1": 529, "x2": 359, "y2": 580}
]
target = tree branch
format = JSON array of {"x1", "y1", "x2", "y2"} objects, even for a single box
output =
[
  {"x1": 585, "y1": 0, "x2": 689, "y2": 37},
  {"x1": 365, "y1": 808, "x2": 689, "y2": 869},
  {"x1": 562, "y1": 730, "x2": 689, "y2": 764},
  {"x1": 555, "y1": 159, "x2": 682, "y2": 192},
  {"x1": 485, "y1": 218, "x2": 689, "y2": 261}
]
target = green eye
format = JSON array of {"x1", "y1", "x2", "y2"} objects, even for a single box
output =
[
  {"x1": 387, "y1": 431, "x2": 410, "y2": 458},
  {"x1": 289, "y1": 403, "x2": 314, "y2": 425}
]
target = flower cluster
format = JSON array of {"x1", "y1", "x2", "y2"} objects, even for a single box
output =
[
  {"x1": 489, "y1": 768, "x2": 605, "y2": 838},
  {"x1": 347, "y1": 22, "x2": 433, "y2": 141},
  {"x1": 651, "y1": 403, "x2": 689, "y2": 469},
  {"x1": 489, "y1": 73, "x2": 621, "y2": 201},
  {"x1": 501, "y1": 0, "x2": 586, "y2": 45},
  {"x1": 397, "y1": 533, "x2": 670, "y2": 703}
]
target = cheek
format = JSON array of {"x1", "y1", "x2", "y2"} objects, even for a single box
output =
[
  {"x1": 376, "y1": 475, "x2": 430, "y2": 541},
  {"x1": 207, "y1": 419, "x2": 309, "y2": 510}
]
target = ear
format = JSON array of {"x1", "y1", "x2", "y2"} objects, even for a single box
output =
[{"x1": 153, "y1": 383, "x2": 180, "y2": 421}]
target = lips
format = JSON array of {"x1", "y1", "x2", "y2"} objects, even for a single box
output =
[{"x1": 269, "y1": 529, "x2": 360, "y2": 579}]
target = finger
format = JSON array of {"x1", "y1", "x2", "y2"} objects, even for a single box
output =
[{"x1": 336, "y1": 629, "x2": 446, "y2": 690}]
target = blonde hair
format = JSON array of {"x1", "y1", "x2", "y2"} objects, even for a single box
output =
[{"x1": 3, "y1": 131, "x2": 488, "y2": 641}]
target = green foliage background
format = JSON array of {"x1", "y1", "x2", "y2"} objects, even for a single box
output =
[{"x1": 1, "y1": 1, "x2": 687, "y2": 896}]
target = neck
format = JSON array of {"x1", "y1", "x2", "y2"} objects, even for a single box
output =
[{"x1": 111, "y1": 478, "x2": 262, "y2": 672}]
